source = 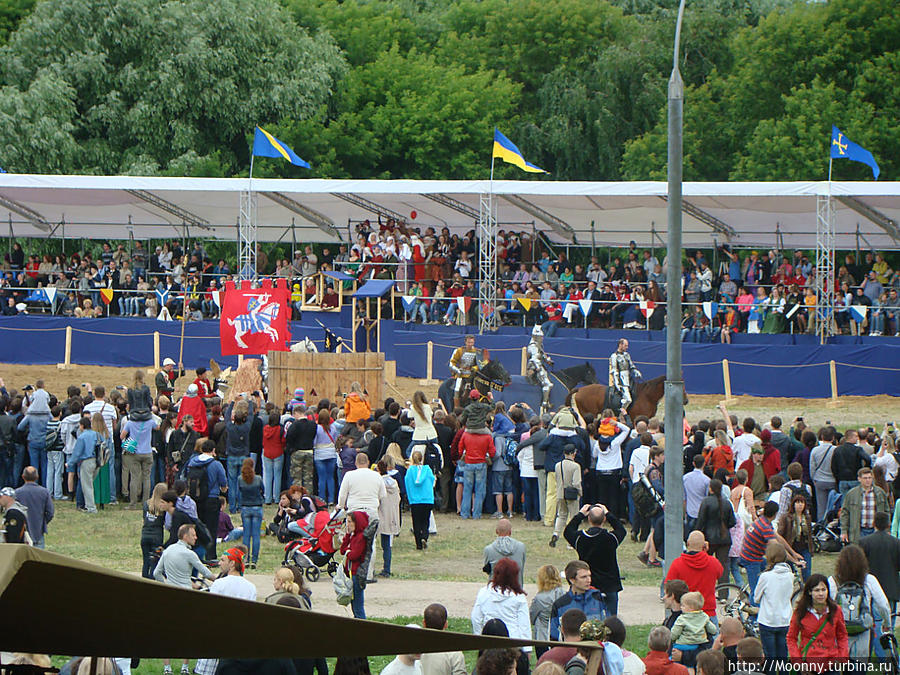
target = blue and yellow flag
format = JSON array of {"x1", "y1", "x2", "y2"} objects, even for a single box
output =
[
  {"x1": 831, "y1": 125, "x2": 879, "y2": 180},
  {"x1": 253, "y1": 126, "x2": 310, "y2": 169},
  {"x1": 492, "y1": 129, "x2": 546, "y2": 174}
]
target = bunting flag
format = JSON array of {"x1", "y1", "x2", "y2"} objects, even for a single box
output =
[
  {"x1": 848, "y1": 304, "x2": 868, "y2": 323},
  {"x1": 578, "y1": 299, "x2": 593, "y2": 316},
  {"x1": 456, "y1": 296, "x2": 472, "y2": 314},
  {"x1": 157, "y1": 306, "x2": 173, "y2": 321},
  {"x1": 44, "y1": 287, "x2": 57, "y2": 305},
  {"x1": 99, "y1": 288, "x2": 114, "y2": 305},
  {"x1": 562, "y1": 302, "x2": 578, "y2": 322},
  {"x1": 639, "y1": 300, "x2": 655, "y2": 318},
  {"x1": 517, "y1": 297, "x2": 531, "y2": 312},
  {"x1": 211, "y1": 290, "x2": 221, "y2": 308},
  {"x1": 702, "y1": 301, "x2": 719, "y2": 321},
  {"x1": 785, "y1": 303, "x2": 801, "y2": 320},
  {"x1": 401, "y1": 295, "x2": 417, "y2": 313},
  {"x1": 156, "y1": 288, "x2": 170, "y2": 307}
]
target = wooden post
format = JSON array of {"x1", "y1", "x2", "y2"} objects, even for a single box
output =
[
  {"x1": 426, "y1": 340, "x2": 434, "y2": 380},
  {"x1": 828, "y1": 360, "x2": 840, "y2": 407},
  {"x1": 153, "y1": 331, "x2": 160, "y2": 370},
  {"x1": 352, "y1": 300, "x2": 357, "y2": 353},
  {"x1": 376, "y1": 299, "x2": 382, "y2": 353},
  {"x1": 721, "y1": 358, "x2": 735, "y2": 403},
  {"x1": 520, "y1": 346, "x2": 527, "y2": 376},
  {"x1": 238, "y1": 354, "x2": 244, "y2": 367},
  {"x1": 57, "y1": 325, "x2": 73, "y2": 369}
]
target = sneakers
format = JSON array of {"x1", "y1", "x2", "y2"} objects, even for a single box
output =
[
  {"x1": 637, "y1": 551, "x2": 649, "y2": 566},
  {"x1": 181, "y1": 666, "x2": 190, "y2": 675},
  {"x1": 377, "y1": 571, "x2": 391, "y2": 578},
  {"x1": 163, "y1": 667, "x2": 173, "y2": 675},
  {"x1": 505, "y1": 512, "x2": 513, "y2": 519},
  {"x1": 549, "y1": 534, "x2": 558, "y2": 548},
  {"x1": 492, "y1": 512, "x2": 503, "y2": 519},
  {"x1": 648, "y1": 559, "x2": 663, "y2": 568}
]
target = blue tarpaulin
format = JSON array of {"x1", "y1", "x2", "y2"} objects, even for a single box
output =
[{"x1": 352, "y1": 280, "x2": 395, "y2": 298}]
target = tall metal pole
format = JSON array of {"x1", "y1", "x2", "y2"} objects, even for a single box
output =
[{"x1": 664, "y1": 0, "x2": 687, "y2": 572}]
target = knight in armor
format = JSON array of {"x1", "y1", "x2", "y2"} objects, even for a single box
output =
[
  {"x1": 449, "y1": 334, "x2": 484, "y2": 408},
  {"x1": 527, "y1": 325, "x2": 554, "y2": 412},
  {"x1": 609, "y1": 338, "x2": 641, "y2": 409}
]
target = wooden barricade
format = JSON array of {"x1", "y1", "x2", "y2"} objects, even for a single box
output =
[{"x1": 268, "y1": 351, "x2": 385, "y2": 410}]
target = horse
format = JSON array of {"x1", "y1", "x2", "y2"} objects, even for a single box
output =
[
  {"x1": 290, "y1": 337, "x2": 319, "y2": 353},
  {"x1": 495, "y1": 361, "x2": 597, "y2": 414},
  {"x1": 438, "y1": 359, "x2": 512, "y2": 411},
  {"x1": 566, "y1": 375, "x2": 689, "y2": 420}
]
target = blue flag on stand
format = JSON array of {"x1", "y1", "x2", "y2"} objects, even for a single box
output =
[
  {"x1": 253, "y1": 127, "x2": 310, "y2": 169},
  {"x1": 702, "y1": 301, "x2": 719, "y2": 321},
  {"x1": 831, "y1": 126, "x2": 880, "y2": 179},
  {"x1": 156, "y1": 288, "x2": 170, "y2": 307}
]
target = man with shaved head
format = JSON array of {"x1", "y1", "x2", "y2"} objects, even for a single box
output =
[
  {"x1": 482, "y1": 517, "x2": 526, "y2": 587},
  {"x1": 665, "y1": 531, "x2": 724, "y2": 623},
  {"x1": 563, "y1": 502, "x2": 626, "y2": 617}
]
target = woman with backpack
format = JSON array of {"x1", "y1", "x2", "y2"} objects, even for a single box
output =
[
  {"x1": 694, "y1": 478, "x2": 736, "y2": 590},
  {"x1": 778, "y1": 493, "x2": 814, "y2": 582},
  {"x1": 405, "y1": 449, "x2": 436, "y2": 550},
  {"x1": 787, "y1": 573, "x2": 848, "y2": 660},
  {"x1": 827, "y1": 544, "x2": 891, "y2": 658}
]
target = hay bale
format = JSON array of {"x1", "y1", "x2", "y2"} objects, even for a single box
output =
[{"x1": 228, "y1": 359, "x2": 262, "y2": 402}]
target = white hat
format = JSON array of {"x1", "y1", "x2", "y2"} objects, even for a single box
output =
[
  {"x1": 531, "y1": 325, "x2": 544, "y2": 337},
  {"x1": 186, "y1": 383, "x2": 198, "y2": 397},
  {"x1": 162, "y1": 358, "x2": 176, "y2": 367}
]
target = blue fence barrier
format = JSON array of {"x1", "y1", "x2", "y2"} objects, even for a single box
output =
[{"x1": 1, "y1": 316, "x2": 898, "y2": 398}]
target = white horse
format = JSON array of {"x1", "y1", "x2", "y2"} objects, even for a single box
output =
[{"x1": 290, "y1": 337, "x2": 319, "y2": 353}]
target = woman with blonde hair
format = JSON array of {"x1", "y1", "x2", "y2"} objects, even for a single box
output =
[
  {"x1": 266, "y1": 566, "x2": 312, "y2": 608},
  {"x1": 140, "y1": 482, "x2": 168, "y2": 578},
  {"x1": 529, "y1": 565, "x2": 566, "y2": 657},
  {"x1": 343, "y1": 381, "x2": 371, "y2": 424},
  {"x1": 409, "y1": 390, "x2": 438, "y2": 459},
  {"x1": 383, "y1": 442, "x2": 408, "y2": 500},
  {"x1": 405, "y1": 449, "x2": 436, "y2": 550},
  {"x1": 90, "y1": 412, "x2": 112, "y2": 506}
]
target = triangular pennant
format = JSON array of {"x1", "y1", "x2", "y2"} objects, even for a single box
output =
[
  {"x1": 517, "y1": 297, "x2": 531, "y2": 312},
  {"x1": 702, "y1": 301, "x2": 718, "y2": 321},
  {"x1": 212, "y1": 290, "x2": 221, "y2": 308},
  {"x1": 157, "y1": 306, "x2": 172, "y2": 321},
  {"x1": 100, "y1": 288, "x2": 114, "y2": 305},
  {"x1": 44, "y1": 287, "x2": 57, "y2": 304},
  {"x1": 456, "y1": 296, "x2": 472, "y2": 314},
  {"x1": 639, "y1": 299, "x2": 655, "y2": 318},
  {"x1": 401, "y1": 295, "x2": 417, "y2": 312},
  {"x1": 156, "y1": 288, "x2": 170, "y2": 307},
  {"x1": 578, "y1": 299, "x2": 593, "y2": 316},
  {"x1": 848, "y1": 304, "x2": 867, "y2": 323}
]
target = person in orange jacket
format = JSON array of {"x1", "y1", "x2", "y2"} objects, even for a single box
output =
[{"x1": 343, "y1": 381, "x2": 371, "y2": 424}]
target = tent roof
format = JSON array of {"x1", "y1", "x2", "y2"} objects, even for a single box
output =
[
  {"x1": 1, "y1": 174, "x2": 899, "y2": 249},
  {"x1": 0, "y1": 545, "x2": 544, "y2": 658},
  {"x1": 353, "y1": 279, "x2": 395, "y2": 298}
]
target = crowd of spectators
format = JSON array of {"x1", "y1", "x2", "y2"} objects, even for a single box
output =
[{"x1": 2, "y1": 225, "x2": 900, "y2": 339}]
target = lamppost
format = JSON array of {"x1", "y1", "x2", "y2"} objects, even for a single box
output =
[{"x1": 664, "y1": 0, "x2": 687, "y2": 573}]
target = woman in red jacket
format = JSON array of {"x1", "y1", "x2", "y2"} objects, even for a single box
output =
[
  {"x1": 340, "y1": 510, "x2": 370, "y2": 619},
  {"x1": 787, "y1": 573, "x2": 848, "y2": 662}
]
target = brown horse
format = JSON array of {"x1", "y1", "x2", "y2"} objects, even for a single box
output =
[{"x1": 566, "y1": 375, "x2": 688, "y2": 420}]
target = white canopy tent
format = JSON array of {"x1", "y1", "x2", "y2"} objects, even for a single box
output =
[{"x1": 0, "y1": 174, "x2": 898, "y2": 250}]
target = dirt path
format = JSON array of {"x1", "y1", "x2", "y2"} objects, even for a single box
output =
[{"x1": 244, "y1": 575, "x2": 664, "y2": 624}]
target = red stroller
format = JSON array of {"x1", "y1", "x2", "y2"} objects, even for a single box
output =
[{"x1": 283, "y1": 508, "x2": 342, "y2": 582}]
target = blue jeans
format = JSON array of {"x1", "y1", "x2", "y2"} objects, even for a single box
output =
[
  {"x1": 241, "y1": 505, "x2": 263, "y2": 564},
  {"x1": 13, "y1": 444, "x2": 26, "y2": 487},
  {"x1": 522, "y1": 477, "x2": 540, "y2": 521},
  {"x1": 800, "y1": 550, "x2": 812, "y2": 582},
  {"x1": 0, "y1": 447, "x2": 13, "y2": 488},
  {"x1": 838, "y1": 479, "x2": 859, "y2": 495},
  {"x1": 314, "y1": 458, "x2": 337, "y2": 504},
  {"x1": 226, "y1": 456, "x2": 245, "y2": 512},
  {"x1": 351, "y1": 572, "x2": 366, "y2": 619},
  {"x1": 108, "y1": 451, "x2": 117, "y2": 501},
  {"x1": 541, "y1": 320, "x2": 561, "y2": 338},
  {"x1": 758, "y1": 624, "x2": 788, "y2": 659},
  {"x1": 262, "y1": 455, "x2": 283, "y2": 504},
  {"x1": 729, "y1": 557, "x2": 746, "y2": 587},
  {"x1": 47, "y1": 450, "x2": 65, "y2": 499},
  {"x1": 461, "y1": 462, "x2": 488, "y2": 519},
  {"x1": 742, "y1": 559, "x2": 766, "y2": 602},
  {"x1": 405, "y1": 304, "x2": 427, "y2": 323},
  {"x1": 28, "y1": 443, "x2": 47, "y2": 488},
  {"x1": 430, "y1": 301, "x2": 448, "y2": 322},
  {"x1": 381, "y1": 533, "x2": 392, "y2": 575},
  {"x1": 444, "y1": 304, "x2": 458, "y2": 324}
]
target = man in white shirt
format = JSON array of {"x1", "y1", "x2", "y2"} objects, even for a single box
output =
[
  {"x1": 628, "y1": 434, "x2": 651, "y2": 486},
  {"x1": 380, "y1": 625, "x2": 423, "y2": 675},
  {"x1": 420, "y1": 604, "x2": 466, "y2": 675},
  {"x1": 83, "y1": 385, "x2": 119, "y2": 502},
  {"x1": 731, "y1": 417, "x2": 761, "y2": 467},
  {"x1": 595, "y1": 417, "x2": 630, "y2": 518},
  {"x1": 338, "y1": 452, "x2": 387, "y2": 581}
]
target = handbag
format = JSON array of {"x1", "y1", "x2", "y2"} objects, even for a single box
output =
[
  {"x1": 333, "y1": 564, "x2": 354, "y2": 606},
  {"x1": 557, "y1": 463, "x2": 579, "y2": 501},
  {"x1": 122, "y1": 436, "x2": 138, "y2": 454},
  {"x1": 736, "y1": 487, "x2": 754, "y2": 527}
]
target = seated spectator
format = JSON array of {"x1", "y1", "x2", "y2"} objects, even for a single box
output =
[{"x1": 643, "y1": 626, "x2": 688, "y2": 675}]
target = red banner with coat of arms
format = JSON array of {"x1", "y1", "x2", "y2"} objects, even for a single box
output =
[{"x1": 219, "y1": 279, "x2": 291, "y2": 355}]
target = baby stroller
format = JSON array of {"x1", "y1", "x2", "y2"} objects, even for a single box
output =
[
  {"x1": 283, "y1": 508, "x2": 342, "y2": 582},
  {"x1": 813, "y1": 490, "x2": 844, "y2": 553},
  {"x1": 879, "y1": 631, "x2": 900, "y2": 673}
]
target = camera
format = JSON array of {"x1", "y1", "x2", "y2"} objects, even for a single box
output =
[{"x1": 22, "y1": 384, "x2": 33, "y2": 391}]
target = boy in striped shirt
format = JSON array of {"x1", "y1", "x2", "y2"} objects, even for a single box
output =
[{"x1": 739, "y1": 501, "x2": 805, "y2": 598}]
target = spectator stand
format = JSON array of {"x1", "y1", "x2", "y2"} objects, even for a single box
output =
[{"x1": 351, "y1": 279, "x2": 395, "y2": 353}]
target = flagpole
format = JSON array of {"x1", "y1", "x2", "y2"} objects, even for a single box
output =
[{"x1": 178, "y1": 291, "x2": 188, "y2": 369}]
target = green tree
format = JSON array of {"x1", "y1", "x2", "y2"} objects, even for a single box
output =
[
  {"x1": 281, "y1": 47, "x2": 522, "y2": 180},
  {"x1": 0, "y1": 0, "x2": 35, "y2": 45},
  {"x1": 0, "y1": 0, "x2": 345, "y2": 175}
]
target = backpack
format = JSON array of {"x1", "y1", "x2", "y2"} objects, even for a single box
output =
[
  {"x1": 423, "y1": 442, "x2": 443, "y2": 473},
  {"x1": 501, "y1": 437, "x2": 518, "y2": 466},
  {"x1": 631, "y1": 475, "x2": 661, "y2": 519},
  {"x1": 45, "y1": 425, "x2": 62, "y2": 452},
  {"x1": 784, "y1": 482, "x2": 808, "y2": 505},
  {"x1": 94, "y1": 435, "x2": 111, "y2": 466},
  {"x1": 834, "y1": 581, "x2": 873, "y2": 635},
  {"x1": 186, "y1": 461, "x2": 210, "y2": 501}
]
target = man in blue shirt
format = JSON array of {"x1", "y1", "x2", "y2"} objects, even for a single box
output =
[
  {"x1": 186, "y1": 439, "x2": 227, "y2": 563},
  {"x1": 682, "y1": 454, "x2": 710, "y2": 534}
]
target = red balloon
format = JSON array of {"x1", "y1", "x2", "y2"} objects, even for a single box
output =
[{"x1": 410, "y1": 210, "x2": 417, "y2": 220}]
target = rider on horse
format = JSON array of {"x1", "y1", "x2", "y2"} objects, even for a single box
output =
[
  {"x1": 609, "y1": 338, "x2": 641, "y2": 409},
  {"x1": 526, "y1": 325, "x2": 554, "y2": 412},
  {"x1": 449, "y1": 334, "x2": 486, "y2": 408}
]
